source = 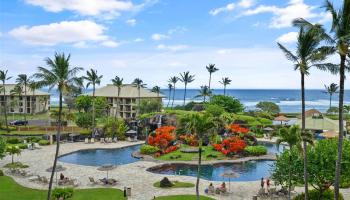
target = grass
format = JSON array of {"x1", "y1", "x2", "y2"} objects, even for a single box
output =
[
  {"x1": 154, "y1": 195, "x2": 214, "y2": 200},
  {"x1": 157, "y1": 145, "x2": 226, "y2": 161},
  {"x1": 0, "y1": 176, "x2": 126, "y2": 200},
  {"x1": 153, "y1": 180, "x2": 195, "y2": 188}
]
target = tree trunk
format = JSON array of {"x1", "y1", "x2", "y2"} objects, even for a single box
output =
[
  {"x1": 3, "y1": 83, "x2": 9, "y2": 132},
  {"x1": 167, "y1": 89, "x2": 171, "y2": 108},
  {"x1": 329, "y1": 94, "x2": 332, "y2": 110},
  {"x1": 334, "y1": 55, "x2": 345, "y2": 200},
  {"x1": 301, "y1": 72, "x2": 309, "y2": 200},
  {"x1": 288, "y1": 153, "x2": 292, "y2": 200},
  {"x1": 92, "y1": 84, "x2": 96, "y2": 130},
  {"x1": 183, "y1": 83, "x2": 187, "y2": 106},
  {"x1": 224, "y1": 85, "x2": 226, "y2": 96},
  {"x1": 32, "y1": 91, "x2": 35, "y2": 115},
  {"x1": 47, "y1": 90, "x2": 62, "y2": 200},
  {"x1": 196, "y1": 140, "x2": 202, "y2": 200},
  {"x1": 138, "y1": 88, "x2": 141, "y2": 116},
  {"x1": 12, "y1": 154, "x2": 14, "y2": 164},
  {"x1": 171, "y1": 84, "x2": 175, "y2": 108},
  {"x1": 208, "y1": 73, "x2": 212, "y2": 91},
  {"x1": 24, "y1": 84, "x2": 27, "y2": 123}
]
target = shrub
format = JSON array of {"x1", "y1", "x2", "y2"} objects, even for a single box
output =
[
  {"x1": 209, "y1": 95, "x2": 244, "y2": 113},
  {"x1": 26, "y1": 137, "x2": 41, "y2": 143},
  {"x1": 159, "y1": 177, "x2": 173, "y2": 188},
  {"x1": 38, "y1": 140, "x2": 50, "y2": 146},
  {"x1": 244, "y1": 146, "x2": 267, "y2": 156},
  {"x1": 4, "y1": 162, "x2": 29, "y2": 168},
  {"x1": 16, "y1": 144, "x2": 28, "y2": 149},
  {"x1": 205, "y1": 104, "x2": 225, "y2": 117},
  {"x1": 140, "y1": 145, "x2": 160, "y2": 154},
  {"x1": 256, "y1": 101, "x2": 280, "y2": 114},
  {"x1": 6, "y1": 137, "x2": 21, "y2": 144},
  {"x1": 341, "y1": 175, "x2": 350, "y2": 188},
  {"x1": 293, "y1": 189, "x2": 343, "y2": 200},
  {"x1": 213, "y1": 137, "x2": 246, "y2": 156},
  {"x1": 80, "y1": 129, "x2": 92, "y2": 136},
  {"x1": 0, "y1": 169, "x2": 3, "y2": 176},
  {"x1": 52, "y1": 187, "x2": 74, "y2": 200}
]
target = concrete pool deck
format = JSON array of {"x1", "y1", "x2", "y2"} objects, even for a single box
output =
[{"x1": 1, "y1": 141, "x2": 349, "y2": 200}]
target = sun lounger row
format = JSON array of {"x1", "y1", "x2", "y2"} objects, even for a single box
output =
[
  {"x1": 100, "y1": 137, "x2": 118, "y2": 144},
  {"x1": 29, "y1": 175, "x2": 49, "y2": 184},
  {"x1": 89, "y1": 177, "x2": 117, "y2": 186},
  {"x1": 8, "y1": 169, "x2": 33, "y2": 177},
  {"x1": 84, "y1": 138, "x2": 95, "y2": 144}
]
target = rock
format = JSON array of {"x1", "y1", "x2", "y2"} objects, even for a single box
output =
[{"x1": 159, "y1": 177, "x2": 173, "y2": 188}]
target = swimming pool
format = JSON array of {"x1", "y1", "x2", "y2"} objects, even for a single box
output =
[
  {"x1": 58, "y1": 144, "x2": 142, "y2": 166},
  {"x1": 258, "y1": 141, "x2": 285, "y2": 154},
  {"x1": 147, "y1": 160, "x2": 274, "y2": 182}
]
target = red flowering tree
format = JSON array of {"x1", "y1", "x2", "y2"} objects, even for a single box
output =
[
  {"x1": 148, "y1": 126, "x2": 177, "y2": 154},
  {"x1": 213, "y1": 136, "x2": 246, "y2": 156},
  {"x1": 228, "y1": 124, "x2": 249, "y2": 134}
]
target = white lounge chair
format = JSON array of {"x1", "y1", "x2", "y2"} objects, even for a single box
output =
[
  {"x1": 113, "y1": 137, "x2": 118, "y2": 143},
  {"x1": 100, "y1": 138, "x2": 105, "y2": 143},
  {"x1": 89, "y1": 177, "x2": 99, "y2": 185},
  {"x1": 85, "y1": 138, "x2": 89, "y2": 144},
  {"x1": 91, "y1": 138, "x2": 95, "y2": 143}
]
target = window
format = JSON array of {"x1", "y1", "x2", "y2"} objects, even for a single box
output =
[
  {"x1": 19, "y1": 108, "x2": 23, "y2": 113},
  {"x1": 27, "y1": 108, "x2": 31, "y2": 113},
  {"x1": 19, "y1": 102, "x2": 23, "y2": 106},
  {"x1": 10, "y1": 108, "x2": 14, "y2": 112}
]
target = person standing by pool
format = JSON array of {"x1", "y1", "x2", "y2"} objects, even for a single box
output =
[
  {"x1": 266, "y1": 178, "x2": 270, "y2": 191},
  {"x1": 260, "y1": 177, "x2": 264, "y2": 188}
]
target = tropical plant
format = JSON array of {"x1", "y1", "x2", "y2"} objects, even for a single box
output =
[
  {"x1": 132, "y1": 78, "x2": 146, "y2": 116},
  {"x1": 166, "y1": 83, "x2": 173, "y2": 108},
  {"x1": 256, "y1": 101, "x2": 280, "y2": 114},
  {"x1": 196, "y1": 85, "x2": 211, "y2": 102},
  {"x1": 182, "y1": 113, "x2": 213, "y2": 200},
  {"x1": 168, "y1": 76, "x2": 179, "y2": 108},
  {"x1": 33, "y1": 52, "x2": 83, "y2": 200},
  {"x1": 83, "y1": 69, "x2": 102, "y2": 130},
  {"x1": 75, "y1": 95, "x2": 92, "y2": 113},
  {"x1": 111, "y1": 76, "x2": 123, "y2": 118},
  {"x1": 16, "y1": 74, "x2": 30, "y2": 121},
  {"x1": 219, "y1": 77, "x2": 231, "y2": 96},
  {"x1": 209, "y1": 95, "x2": 244, "y2": 113},
  {"x1": 151, "y1": 86, "x2": 161, "y2": 111},
  {"x1": 0, "y1": 136, "x2": 6, "y2": 159},
  {"x1": 28, "y1": 80, "x2": 39, "y2": 115},
  {"x1": 206, "y1": 63, "x2": 218, "y2": 92},
  {"x1": 6, "y1": 146, "x2": 21, "y2": 164},
  {"x1": 277, "y1": 21, "x2": 334, "y2": 199},
  {"x1": 75, "y1": 112, "x2": 93, "y2": 129},
  {"x1": 179, "y1": 71, "x2": 195, "y2": 105},
  {"x1": 324, "y1": 83, "x2": 339, "y2": 109},
  {"x1": 0, "y1": 70, "x2": 12, "y2": 132}
]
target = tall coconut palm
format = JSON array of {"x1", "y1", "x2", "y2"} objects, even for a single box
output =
[
  {"x1": 219, "y1": 77, "x2": 232, "y2": 96},
  {"x1": 277, "y1": 22, "x2": 334, "y2": 199},
  {"x1": 34, "y1": 52, "x2": 83, "y2": 200},
  {"x1": 111, "y1": 76, "x2": 123, "y2": 119},
  {"x1": 83, "y1": 69, "x2": 103, "y2": 130},
  {"x1": 132, "y1": 78, "x2": 146, "y2": 116},
  {"x1": 196, "y1": 85, "x2": 212, "y2": 102},
  {"x1": 28, "y1": 80, "x2": 39, "y2": 115},
  {"x1": 166, "y1": 83, "x2": 173, "y2": 108},
  {"x1": 324, "y1": 83, "x2": 339, "y2": 109},
  {"x1": 168, "y1": 76, "x2": 179, "y2": 108},
  {"x1": 183, "y1": 113, "x2": 213, "y2": 200},
  {"x1": 151, "y1": 86, "x2": 161, "y2": 111},
  {"x1": 0, "y1": 70, "x2": 12, "y2": 132},
  {"x1": 16, "y1": 74, "x2": 30, "y2": 121},
  {"x1": 179, "y1": 71, "x2": 195, "y2": 106},
  {"x1": 206, "y1": 64, "x2": 219, "y2": 91}
]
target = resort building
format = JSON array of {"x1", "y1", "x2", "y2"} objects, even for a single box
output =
[
  {"x1": 0, "y1": 84, "x2": 50, "y2": 114},
  {"x1": 85, "y1": 84, "x2": 164, "y2": 119}
]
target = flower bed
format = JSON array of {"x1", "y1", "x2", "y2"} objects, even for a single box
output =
[
  {"x1": 212, "y1": 136, "x2": 246, "y2": 156},
  {"x1": 147, "y1": 126, "x2": 178, "y2": 155}
]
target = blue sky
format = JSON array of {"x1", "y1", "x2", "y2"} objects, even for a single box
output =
[{"x1": 0, "y1": 0, "x2": 346, "y2": 89}]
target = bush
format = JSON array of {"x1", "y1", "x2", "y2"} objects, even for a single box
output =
[
  {"x1": 256, "y1": 101, "x2": 280, "y2": 114},
  {"x1": 38, "y1": 140, "x2": 50, "y2": 146},
  {"x1": 6, "y1": 137, "x2": 21, "y2": 144},
  {"x1": 16, "y1": 144, "x2": 28, "y2": 149},
  {"x1": 80, "y1": 129, "x2": 92, "y2": 136},
  {"x1": 140, "y1": 144, "x2": 160, "y2": 154},
  {"x1": 26, "y1": 137, "x2": 41, "y2": 143},
  {"x1": 75, "y1": 112, "x2": 93, "y2": 129},
  {"x1": 244, "y1": 146, "x2": 267, "y2": 156},
  {"x1": 4, "y1": 162, "x2": 29, "y2": 168},
  {"x1": 341, "y1": 175, "x2": 350, "y2": 188},
  {"x1": 0, "y1": 169, "x2": 3, "y2": 176},
  {"x1": 293, "y1": 189, "x2": 343, "y2": 200},
  {"x1": 205, "y1": 104, "x2": 225, "y2": 117},
  {"x1": 159, "y1": 177, "x2": 173, "y2": 188},
  {"x1": 209, "y1": 95, "x2": 244, "y2": 113},
  {"x1": 52, "y1": 187, "x2": 74, "y2": 200}
]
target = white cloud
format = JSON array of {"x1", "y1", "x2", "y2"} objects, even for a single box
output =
[
  {"x1": 241, "y1": 0, "x2": 330, "y2": 28},
  {"x1": 101, "y1": 40, "x2": 119, "y2": 47},
  {"x1": 9, "y1": 20, "x2": 118, "y2": 47},
  {"x1": 156, "y1": 44, "x2": 188, "y2": 51},
  {"x1": 151, "y1": 33, "x2": 169, "y2": 41},
  {"x1": 73, "y1": 41, "x2": 89, "y2": 48},
  {"x1": 276, "y1": 32, "x2": 298, "y2": 44},
  {"x1": 209, "y1": 0, "x2": 255, "y2": 16},
  {"x1": 134, "y1": 38, "x2": 144, "y2": 42},
  {"x1": 126, "y1": 19, "x2": 136, "y2": 26},
  {"x1": 25, "y1": 0, "x2": 133, "y2": 18}
]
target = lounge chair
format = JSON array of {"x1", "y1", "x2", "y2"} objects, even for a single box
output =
[
  {"x1": 34, "y1": 143, "x2": 41, "y2": 149},
  {"x1": 85, "y1": 138, "x2": 89, "y2": 144},
  {"x1": 28, "y1": 176, "x2": 39, "y2": 182},
  {"x1": 89, "y1": 177, "x2": 99, "y2": 185},
  {"x1": 68, "y1": 179, "x2": 78, "y2": 187},
  {"x1": 133, "y1": 136, "x2": 137, "y2": 142},
  {"x1": 108, "y1": 179, "x2": 117, "y2": 185},
  {"x1": 113, "y1": 137, "x2": 118, "y2": 143},
  {"x1": 91, "y1": 138, "x2": 95, "y2": 143},
  {"x1": 41, "y1": 177, "x2": 49, "y2": 184},
  {"x1": 100, "y1": 138, "x2": 105, "y2": 143},
  {"x1": 99, "y1": 178, "x2": 108, "y2": 185}
]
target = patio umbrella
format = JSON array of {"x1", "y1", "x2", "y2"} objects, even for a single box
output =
[
  {"x1": 274, "y1": 115, "x2": 290, "y2": 125},
  {"x1": 97, "y1": 164, "x2": 116, "y2": 179},
  {"x1": 220, "y1": 171, "x2": 239, "y2": 192},
  {"x1": 320, "y1": 130, "x2": 338, "y2": 138},
  {"x1": 46, "y1": 164, "x2": 66, "y2": 185}
]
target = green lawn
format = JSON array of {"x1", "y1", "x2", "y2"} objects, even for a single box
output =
[
  {"x1": 153, "y1": 180, "x2": 195, "y2": 188},
  {"x1": 0, "y1": 176, "x2": 126, "y2": 200},
  {"x1": 154, "y1": 195, "x2": 215, "y2": 200},
  {"x1": 157, "y1": 145, "x2": 226, "y2": 161}
]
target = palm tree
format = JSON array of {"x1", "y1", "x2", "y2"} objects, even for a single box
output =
[
  {"x1": 196, "y1": 85, "x2": 212, "y2": 102},
  {"x1": 111, "y1": 76, "x2": 123, "y2": 119},
  {"x1": 132, "y1": 78, "x2": 146, "y2": 116},
  {"x1": 168, "y1": 76, "x2": 179, "y2": 108},
  {"x1": 206, "y1": 64, "x2": 219, "y2": 91},
  {"x1": 324, "y1": 83, "x2": 339, "y2": 109},
  {"x1": 16, "y1": 74, "x2": 30, "y2": 122},
  {"x1": 151, "y1": 86, "x2": 161, "y2": 111},
  {"x1": 277, "y1": 22, "x2": 334, "y2": 199},
  {"x1": 166, "y1": 83, "x2": 173, "y2": 108},
  {"x1": 28, "y1": 80, "x2": 39, "y2": 115},
  {"x1": 34, "y1": 52, "x2": 82, "y2": 200},
  {"x1": 183, "y1": 113, "x2": 213, "y2": 200},
  {"x1": 83, "y1": 69, "x2": 103, "y2": 130},
  {"x1": 0, "y1": 70, "x2": 12, "y2": 132},
  {"x1": 179, "y1": 71, "x2": 195, "y2": 105},
  {"x1": 219, "y1": 77, "x2": 232, "y2": 96}
]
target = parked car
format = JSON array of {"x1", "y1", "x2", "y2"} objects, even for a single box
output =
[{"x1": 9, "y1": 120, "x2": 28, "y2": 126}]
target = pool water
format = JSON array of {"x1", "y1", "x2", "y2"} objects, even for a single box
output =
[
  {"x1": 258, "y1": 142, "x2": 285, "y2": 154},
  {"x1": 58, "y1": 144, "x2": 142, "y2": 166},
  {"x1": 147, "y1": 160, "x2": 274, "y2": 182}
]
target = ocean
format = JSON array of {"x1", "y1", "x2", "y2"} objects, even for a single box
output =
[{"x1": 47, "y1": 89, "x2": 350, "y2": 113}]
